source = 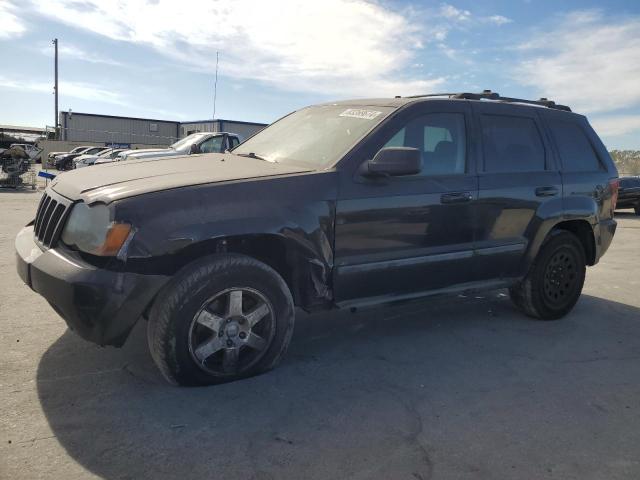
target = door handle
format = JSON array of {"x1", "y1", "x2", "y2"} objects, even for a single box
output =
[
  {"x1": 441, "y1": 192, "x2": 473, "y2": 204},
  {"x1": 535, "y1": 186, "x2": 559, "y2": 197}
]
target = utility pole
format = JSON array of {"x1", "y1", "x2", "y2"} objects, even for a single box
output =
[
  {"x1": 53, "y1": 38, "x2": 59, "y2": 139},
  {"x1": 213, "y1": 51, "x2": 219, "y2": 125}
]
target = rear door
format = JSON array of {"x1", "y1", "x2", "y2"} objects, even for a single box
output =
[
  {"x1": 333, "y1": 101, "x2": 478, "y2": 304},
  {"x1": 471, "y1": 102, "x2": 562, "y2": 281},
  {"x1": 542, "y1": 111, "x2": 617, "y2": 219}
]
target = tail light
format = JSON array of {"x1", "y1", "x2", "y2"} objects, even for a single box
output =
[{"x1": 609, "y1": 178, "x2": 619, "y2": 211}]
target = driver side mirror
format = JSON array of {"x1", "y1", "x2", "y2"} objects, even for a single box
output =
[
  {"x1": 190, "y1": 143, "x2": 200, "y2": 154},
  {"x1": 364, "y1": 147, "x2": 422, "y2": 177}
]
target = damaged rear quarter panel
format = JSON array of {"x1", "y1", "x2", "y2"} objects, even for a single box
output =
[{"x1": 113, "y1": 171, "x2": 338, "y2": 306}]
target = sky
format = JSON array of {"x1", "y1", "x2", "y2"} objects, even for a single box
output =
[{"x1": 1, "y1": 0, "x2": 639, "y2": 150}]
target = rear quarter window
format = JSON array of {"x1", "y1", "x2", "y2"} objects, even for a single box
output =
[{"x1": 547, "y1": 119, "x2": 602, "y2": 172}]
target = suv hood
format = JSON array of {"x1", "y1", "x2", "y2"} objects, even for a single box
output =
[{"x1": 51, "y1": 153, "x2": 311, "y2": 204}]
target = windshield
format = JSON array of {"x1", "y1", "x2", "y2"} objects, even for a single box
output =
[
  {"x1": 97, "y1": 149, "x2": 114, "y2": 157},
  {"x1": 170, "y1": 133, "x2": 210, "y2": 152},
  {"x1": 233, "y1": 105, "x2": 394, "y2": 168},
  {"x1": 85, "y1": 147, "x2": 107, "y2": 155}
]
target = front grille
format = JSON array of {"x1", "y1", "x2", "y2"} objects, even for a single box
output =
[{"x1": 33, "y1": 190, "x2": 72, "y2": 248}]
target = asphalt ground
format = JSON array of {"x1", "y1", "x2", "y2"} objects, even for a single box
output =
[{"x1": 1, "y1": 186, "x2": 639, "y2": 480}]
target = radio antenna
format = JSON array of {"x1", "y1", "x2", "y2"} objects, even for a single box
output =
[{"x1": 213, "y1": 51, "x2": 219, "y2": 122}]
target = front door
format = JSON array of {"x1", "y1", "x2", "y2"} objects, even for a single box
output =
[{"x1": 333, "y1": 101, "x2": 478, "y2": 305}]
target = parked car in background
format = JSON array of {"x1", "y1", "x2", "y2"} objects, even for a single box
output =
[
  {"x1": 93, "y1": 149, "x2": 129, "y2": 166},
  {"x1": 48, "y1": 145, "x2": 94, "y2": 164},
  {"x1": 55, "y1": 146, "x2": 111, "y2": 171},
  {"x1": 16, "y1": 91, "x2": 618, "y2": 386},
  {"x1": 617, "y1": 176, "x2": 640, "y2": 214},
  {"x1": 118, "y1": 132, "x2": 241, "y2": 161},
  {"x1": 74, "y1": 148, "x2": 126, "y2": 169}
]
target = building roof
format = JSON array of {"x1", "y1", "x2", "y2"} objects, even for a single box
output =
[
  {"x1": 0, "y1": 124, "x2": 47, "y2": 133},
  {"x1": 59, "y1": 112, "x2": 268, "y2": 127},
  {"x1": 181, "y1": 118, "x2": 268, "y2": 126},
  {"x1": 60, "y1": 111, "x2": 179, "y2": 124}
]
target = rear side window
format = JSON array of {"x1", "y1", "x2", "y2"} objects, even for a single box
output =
[
  {"x1": 481, "y1": 115, "x2": 546, "y2": 173},
  {"x1": 547, "y1": 119, "x2": 602, "y2": 172}
]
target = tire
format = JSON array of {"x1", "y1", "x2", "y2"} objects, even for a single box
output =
[
  {"x1": 634, "y1": 204, "x2": 640, "y2": 216},
  {"x1": 147, "y1": 254, "x2": 295, "y2": 386},
  {"x1": 509, "y1": 230, "x2": 586, "y2": 320}
]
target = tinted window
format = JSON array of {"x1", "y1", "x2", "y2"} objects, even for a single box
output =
[
  {"x1": 481, "y1": 115, "x2": 545, "y2": 172},
  {"x1": 620, "y1": 178, "x2": 640, "y2": 188},
  {"x1": 382, "y1": 113, "x2": 466, "y2": 175},
  {"x1": 548, "y1": 120, "x2": 601, "y2": 172}
]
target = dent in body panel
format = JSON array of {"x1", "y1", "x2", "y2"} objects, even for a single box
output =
[{"x1": 113, "y1": 172, "x2": 337, "y2": 307}]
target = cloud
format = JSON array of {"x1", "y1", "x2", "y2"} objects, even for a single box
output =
[
  {"x1": 590, "y1": 115, "x2": 640, "y2": 137},
  {"x1": 33, "y1": 0, "x2": 445, "y2": 97},
  {"x1": 438, "y1": 4, "x2": 511, "y2": 28},
  {"x1": 0, "y1": 0, "x2": 26, "y2": 38},
  {"x1": 484, "y1": 15, "x2": 512, "y2": 26},
  {"x1": 43, "y1": 43, "x2": 125, "y2": 67},
  {"x1": 515, "y1": 10, "x2": 640, "y2": 114},
  {"x1": 440, "y1": 4, "x2": 471, "y2": 22},
  {"x1": 0, "y1": 75, "x2": 128, "y2": 106}
]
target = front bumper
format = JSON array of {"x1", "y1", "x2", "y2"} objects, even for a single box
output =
[{"x1": 15, "y1": 225, "x2": 169, "y2": 347}]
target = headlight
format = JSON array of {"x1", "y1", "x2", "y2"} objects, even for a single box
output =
[{"x1": 61, "y1": 203, "x2": 132, "y2": 256}]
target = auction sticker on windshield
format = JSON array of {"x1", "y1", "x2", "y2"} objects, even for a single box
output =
[{"x1": 339, "y1": 109, "x2": 382, "y2": 120}]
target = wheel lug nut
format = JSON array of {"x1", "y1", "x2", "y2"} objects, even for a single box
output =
[
  {"x1": 239, "y1": 332, "x2": 247, "y2": 339},
  {"x1": 227, "y1": 340, "x2": 234, "y2": 347},
  {"x1": 218, "y1": 331, "x2": 224, "y2": 337}
]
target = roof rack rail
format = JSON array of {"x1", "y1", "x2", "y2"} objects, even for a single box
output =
[{"x1": 406, "y1": 89, "x2": 572, "y2": 112}]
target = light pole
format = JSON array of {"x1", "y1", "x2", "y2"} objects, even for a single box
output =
[
  {"x1": 53, "y1": 38, "x2": 59, "y2": 139},
  {"x1": 213, "y1": 51, "x2": 219, "y2": 127}
]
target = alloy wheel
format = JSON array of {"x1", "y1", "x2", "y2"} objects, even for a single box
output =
[{"x1": 188, "y1": 287, "x2": 275, "y2": 376}]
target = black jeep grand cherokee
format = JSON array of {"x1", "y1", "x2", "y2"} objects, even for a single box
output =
[{"x1": 16, "y1": 91, "x2": 619, "y2": 386}]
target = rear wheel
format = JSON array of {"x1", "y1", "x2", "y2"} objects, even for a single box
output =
[
  {"x1": 147, "y1": 254, "x2": 295, "y2": 386},
  {"x1": 510, "y1": 231, "x2": 586, "y2": 320}
]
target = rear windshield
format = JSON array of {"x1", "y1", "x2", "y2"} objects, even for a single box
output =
[{"x1": 233, "y1": 105, "x2": 394, "y2": 169}]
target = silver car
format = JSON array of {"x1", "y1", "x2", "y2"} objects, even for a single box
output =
[
  {"x1": 74, "y1": 148, "x2": 126, "y2": 168},
  {"x1": 118, "y1": 132, "x2": 241, "y2": 161}
]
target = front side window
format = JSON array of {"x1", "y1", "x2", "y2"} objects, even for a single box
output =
[
  {"x1": 547, "y1": 119, "x2": 602, "y2": 172},
  {"x1": 481, "y1": 114, "x2": 545, "y2": 173},
  {"x1": 199, "y1": 136, "x2": 224, "y2": 153},
  {"x1": 233, "y1": 105, "x2": 394, "y2": 168},
  {"x1": 382, "y1": 113, "x2": 467, "y2": 175}
]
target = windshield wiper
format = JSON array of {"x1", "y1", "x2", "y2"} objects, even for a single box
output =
[{"x1": 235, "y1": 152, "x2": 269, "y2": 162}]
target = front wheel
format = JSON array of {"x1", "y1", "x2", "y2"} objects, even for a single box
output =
[
  {"x1": 147, "y1": 254, "x2": 295, "y2": 386},
  {"x1": 509, "y1": 231, "x2": 586, "y2": 320}
]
